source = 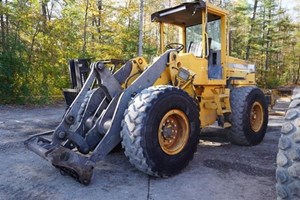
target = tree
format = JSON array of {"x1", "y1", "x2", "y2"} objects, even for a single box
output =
[
  {"x1": 0, "y1": 0, "x2": 300, "y2": 104},
  {"x1": 138, "y1": 0, "x2": 144, "y2": 56},
  {"x1": 245, "y1": 0, "x2": 258, "y2": 60}
]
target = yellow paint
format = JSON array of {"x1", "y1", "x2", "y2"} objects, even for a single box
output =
[
  {"x1": 160, "y1": 22, "x2": 164, "y2": 54},
  {"x1": 122, "y1": 57, "x2": 148, "y2": 88},
  {"x1": 202, "y1": 7, "x2": 207, "y2": 58},
  {"x1": 181, "y1": 26, "x2": 187, "y2": 53}
]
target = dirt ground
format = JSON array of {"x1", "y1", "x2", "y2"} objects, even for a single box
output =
[{"x1": 0, "y1": 98, "x2": 289, "y2": 200}]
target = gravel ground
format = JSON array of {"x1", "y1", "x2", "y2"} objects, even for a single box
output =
[{"x1": 0, "y1": 98, "x2": 289, "y2": 200}]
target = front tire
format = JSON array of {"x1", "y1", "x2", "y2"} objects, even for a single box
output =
[{"x1": 121, "y1": 85, "x2": 200, "y2": 177}]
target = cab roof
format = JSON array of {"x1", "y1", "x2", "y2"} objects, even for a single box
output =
[{"x1": 151, "y1": 1, "x2": 221, "y2": 27}]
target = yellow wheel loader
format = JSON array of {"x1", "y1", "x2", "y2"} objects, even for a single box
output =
[{"x1": 25, "y1": 1, "x2": 269, "y2": 185}]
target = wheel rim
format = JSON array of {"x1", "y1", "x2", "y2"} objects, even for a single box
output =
[
  {"x1": 158, "y1": 109, "x2": 189, "y2": 155},
  {"x1": 250, "y1": 102, "x2": 264, "y2": 132}
]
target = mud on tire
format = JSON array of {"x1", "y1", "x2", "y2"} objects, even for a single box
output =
[
  {"x1": 227, "y1": 87, "x2": 268, "y2": 146},
  {"x1": 276, "y1": 88, "x2": 300, "y2": 199},
  {"x1": 120, "y1": 85, "x2": 200, "y2": 177}
]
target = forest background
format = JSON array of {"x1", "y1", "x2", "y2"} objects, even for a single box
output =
[{"x1": 0, "y1": 0, "x2": 299, "y2": 104}]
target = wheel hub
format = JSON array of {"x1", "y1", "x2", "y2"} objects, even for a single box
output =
[
  {"x1": 162, "y1": 124, "x2": 174, "y2": 138},
  {"x1": 250, "y1": 102, "x2": 264, "y2": 132},
  {"x1": 158, "y1": 109, "x2": 189, "y2": 155}
]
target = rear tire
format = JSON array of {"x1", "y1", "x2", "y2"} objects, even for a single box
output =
[
  {"x1": 227, "y1": 87, "x2": 268, "y2": 145},
  {"x1": 276, "y1": 89, "x2": 300, "y2": 199},
  {"x1": 121, "y1": 85, "x2": 200, "y2": 176}
]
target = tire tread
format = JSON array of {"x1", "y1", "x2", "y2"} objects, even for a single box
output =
[{"x1": 276, "y1": 89, "x2": 300, "y2": 199}]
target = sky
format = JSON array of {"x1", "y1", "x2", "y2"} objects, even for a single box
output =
[
  {"x1": 279, "y1": 0, "x2": 300, "y2": 9},
  {"x1": 283, "y1": 0, "x2": 300, "y2": 18},
  {"x1": 245, "y1": 0, "x2": 300, "y2": 21},
  {"x1": 245, "y1": 0, "x2": 300, "y2": 9}
]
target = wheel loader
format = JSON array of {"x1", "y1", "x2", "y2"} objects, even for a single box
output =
[{"x1": 24, "y1": 1, "x2": 269, "y2": 185}]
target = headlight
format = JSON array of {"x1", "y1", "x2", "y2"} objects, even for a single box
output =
[{"x1": 178, "y1": 68, "x2": 190, "y2": 81}]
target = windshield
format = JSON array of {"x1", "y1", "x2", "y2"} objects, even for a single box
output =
[
  {"x1": 186, "y1": 24, "x2": 203, "y2": 57},
  {"x1": 186, "y1": 19, "x2": 221, "y2": 56},
  {"x1": 207, "y1": 19, "x2": 221, "y2": 50}
]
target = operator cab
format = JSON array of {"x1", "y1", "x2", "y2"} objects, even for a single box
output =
[{"x1": 151, "y1": 1, "x2": 228, "y2": 80}]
